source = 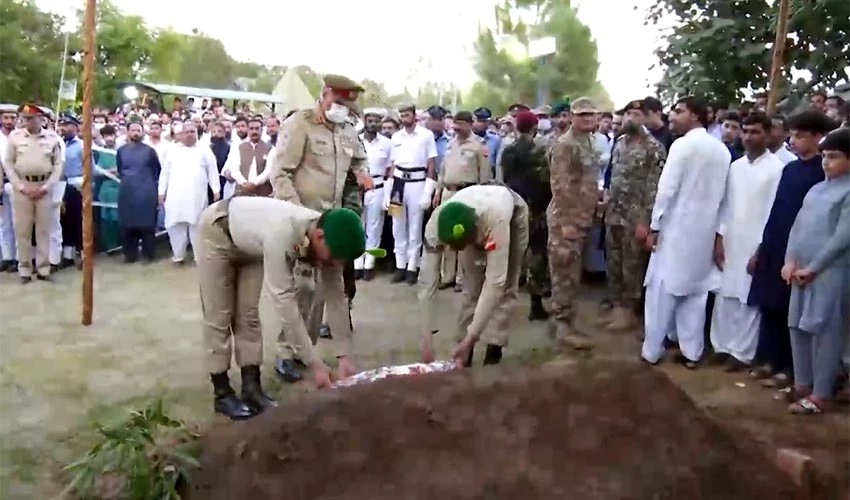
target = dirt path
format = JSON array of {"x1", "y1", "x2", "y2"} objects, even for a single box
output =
[{"x1": 0, "y1": 257, "x2": 847, "y2": 498}]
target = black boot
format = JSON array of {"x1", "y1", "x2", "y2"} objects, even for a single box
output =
[
  {"x1": 275, "y1": 358, "x2": 304, "y2": 383},
  {"x1": 354, "y1": 269, "x2": 364, "y2": 280},
  {"x1": 528, "y1": 295, "x2": 550, "y2": 321},
  {"x1": 4, "y1": 260, "x2": 17, "y2": 273},
  {"x1": 391, "y1": 268, "x2": 406, "y2": 283},
  {"x1": 0, "y1": 260, "x2": 11, "y2": 272},
  {"x1": 210, "y1": 372, "x2": 253, "y2": 420},
  {"x1": 240, "y1": 365, "x2": 277, "y2": 414},
  {"x1": 405, "y1": 269, "x2": 418, "y2": 285},
  {"x1": 483, "y1": 344, "x2": 503, "y2": 365},
  {"x1": 362, "y1": 269, "x2": 374, "y2": 281}
]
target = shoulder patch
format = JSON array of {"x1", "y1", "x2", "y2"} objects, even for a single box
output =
[{"x1": 484, "y1": 236, "x2": 496, "y2": 252}]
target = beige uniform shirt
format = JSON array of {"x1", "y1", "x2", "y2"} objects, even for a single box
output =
[
  {"x1": 420, "y1": 185, "x2": 518, "y2": 339},
  {"x1": 271, "y1": 110, "x2": 368, "y2": 211},
  {"x1": 438, "y1": 135, "x2": 490, "y2": 190},
  {"x1": 226, "y1": 196, "x2": 351, "y2": 364},
  {"x1": 3, "y1": 127, "x2": 63, "y2": 192}
]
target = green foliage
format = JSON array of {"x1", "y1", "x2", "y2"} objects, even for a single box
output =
[
  {"x1": 64, "y1": 399, "x2": 200, "y2": 500},
  {"x1": 467, "y1": 0, "x2": 611, "y2": 114},
  {"x1": 0, "y1": 0, "x2": 68, "y2": 103},
  {"x1": 648, "y1": 0, "x2": 850, "y2": 104}
]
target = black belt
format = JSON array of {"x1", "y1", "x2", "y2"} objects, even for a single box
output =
[
  {"x1": 371, "y1": 174, "x2": 384, "y2": 190},
  {"x1": 444, "y1": 182, "x2": 473, "y2": 191},
  {"x1": 23, "y1": 175, "x2": 49, "y2": 182},
  {"x1": 395, "y1": 166, "x2": 427, "y2": 182}
]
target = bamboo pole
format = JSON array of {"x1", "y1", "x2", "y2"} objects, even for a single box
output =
[
  {"x1": 81, "y1": 0, "x2": 97, "y2": 326},
  {"x1": 766, "y1": 0, "x2": 791, "y2": 114}
]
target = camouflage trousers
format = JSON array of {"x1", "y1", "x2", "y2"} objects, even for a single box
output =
[
  {"x1": 548, "y1": 229, "x2": 587, "y2": 324},
  {"x1": 605, "y1": 224, "x2": 647, "y2": 307},
  {"x1": 525, "y1": 209, "x2": 550, "y2": 297}
]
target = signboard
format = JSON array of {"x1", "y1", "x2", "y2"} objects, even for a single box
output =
[
  {"x1": 59, "y1": 79, "x2": 77, "y2": 101},
  {"x1": 528, "y1": 37, "x2": 556, "y2": 58}
]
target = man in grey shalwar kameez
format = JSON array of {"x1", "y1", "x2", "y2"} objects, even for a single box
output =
[{"x1": 782, "y1": 128, "x2": 850, "y2": 415}]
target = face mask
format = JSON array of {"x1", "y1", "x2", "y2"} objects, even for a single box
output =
[
  {"x1": 365, "y1": 123, "x2": 380, "y2": 133},
  {"x1": 325, "y1": 103, "x2": 349, "y2": 124},
  {"x1": 537, "y1": 119, "x2": 552, "y2": 132}
]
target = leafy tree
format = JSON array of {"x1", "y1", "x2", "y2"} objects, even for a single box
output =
[
  {"x1": 467, "y1": 0, "x2": 609, "y2": 114},
  {"x1": 0, "y1": 0, "x2": 69, "y2": 104},
  {"x1": 648, "y1": 0, "x2": 850, "y2": 104}
]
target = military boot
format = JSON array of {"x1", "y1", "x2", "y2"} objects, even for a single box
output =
[
  {"x1": 391, "y1": 268, "x2": 406, "y2": 283},
  {"x1": 483, "y1": 344, "x2": 503, "y2": 365},
  {"x1": 210, "y1": 372, "x2": 253, "y2": 420},
  {"x1": 551, "y1": 320, "x2": 593, "y2": 352},
  {"x1": 240, "y1": 365, "x2": 277, "y2": 414},
  {"x1": 606, "y1": 306, "x2": 639, "y2": 332},
  {"x1": 528, "y1": 295, "x2": 550, "y2": 321}
]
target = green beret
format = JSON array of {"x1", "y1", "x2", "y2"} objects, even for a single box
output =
[
  {"x1": 321, "y1": 208, "x2": 366, "y2": 261},
  {"x1": 551, "y1": 99, "x2": 571, "y2": 116},
  {"x1": 437, "y1": 202, "x2": 477, "y2": 244}
]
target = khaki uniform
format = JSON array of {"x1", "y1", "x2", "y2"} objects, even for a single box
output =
[
  {"x1": 419, "y1": 185, "x2": 529, "y2": 346},
  {"x1": 437, "y1": 135, "x2": 491, "y2": 286},
  {"x1": 196, "y1": 197, "x2": 352, "y2": 373},
  {"x1": 270, "y1": 109, "x2": 367, "y2": 359},
  {"x1": 2, "y1": 128, "x2": 62, "y2": 278}
]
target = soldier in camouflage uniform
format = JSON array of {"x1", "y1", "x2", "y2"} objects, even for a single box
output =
[
  {"x1": 270, "y1": 74, "x2": 373, "y2": 382},
  {"x1": 535, "y1": 99, "x2": 571, "y2": 152},
  {"x1": 602, "y1": 99, "x2": 666, "y2": 332},
  {"x1": 500, "y1": 110, "x2": 552, "y2": 320},
  {"x1": 547, "y1": 97, "x2": 602, "y2": 351}
]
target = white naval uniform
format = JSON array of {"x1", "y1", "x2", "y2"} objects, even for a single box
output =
[
  {"x1": 709, "y1": 151, "x2": 785, "y2": 364},
  {"x1": 641, "y1": 127, "x2": 731, "y2": 364},
  {"x1": 355, "y1": 133, "x2": 392, "y2": 271},
  {"x1": 157, "y1": 143, "x2": 220, "y2": 262},
  {"x1": 389, "y1": 125, "x2": 437, "y2": 272}
]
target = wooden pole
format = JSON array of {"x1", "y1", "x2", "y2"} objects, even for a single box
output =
[
  {"x1": 81, "y1": 0, "x2": 97, "y2": 326},
  {"x1": 766, "y1": 0, "x2": 791, "y2": 114}
]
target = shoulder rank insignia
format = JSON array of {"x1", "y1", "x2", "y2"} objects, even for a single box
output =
[{"x1": 484, "y1": 236, "x2": 496, "y2": 252}]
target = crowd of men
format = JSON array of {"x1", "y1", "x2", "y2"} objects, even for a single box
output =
[{"x1": 1, "y1": 80, "x2": 848, "y2": 420}]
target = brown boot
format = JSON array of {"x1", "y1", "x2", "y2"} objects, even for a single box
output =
[
  {"x1": 606, "y1": 306, "x2": 638, "y2": 332},
  {"x1": 552, "y1": 320, "x2": 593, "y2": 351}
]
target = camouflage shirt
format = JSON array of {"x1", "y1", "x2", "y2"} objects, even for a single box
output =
[
  {"x1": 549, "y1": 129, "x2": 600, "y2": 237},
  {"x1": 605, "y1": 129, "x2": 666, "y2": 226}
]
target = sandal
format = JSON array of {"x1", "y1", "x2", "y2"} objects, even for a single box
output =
[
  {"x1": 788, "y1": 397, "x2": 826, "y2": 415},
  {"x1": 776, "y1": 386, "x2": 810, "y2": 402},
  {"x1": 761, "y1": 373, "x2": 790, "y2": 389},
  {"x1": 748, "y1": 365, "x2": 772, "y2": 380}
]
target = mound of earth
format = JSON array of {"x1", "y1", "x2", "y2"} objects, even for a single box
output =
[{"x1": 189, "y1": 361, "x2": 798, "y2": 500}]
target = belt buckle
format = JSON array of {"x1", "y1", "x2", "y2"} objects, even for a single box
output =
[{"x1": 402, "y1": 172, "x2": 411, "y2": 180}]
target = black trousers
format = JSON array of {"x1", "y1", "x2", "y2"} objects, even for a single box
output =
[
  {"x1": 121, "y1": 227, "x2": 156, "y2": 262},
  {"x1": 61, "y1": 185, "x2": 83, "y2": 251},
  {"x1": 754, "y1": 305, "x2": 792, "y2": 375}
]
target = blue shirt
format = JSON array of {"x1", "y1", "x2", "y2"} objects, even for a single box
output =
[
  {"x1": 474, "y1": 130, "x2": 502, "y2": 172},
  {"x1": 432, "y1": 131, "x2": 451, "y2": 177},
  {"x1": 63, "y1": 135, "x2": 84, "y2": 178}
]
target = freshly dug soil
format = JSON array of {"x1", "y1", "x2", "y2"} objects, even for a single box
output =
[{"x1": 190, "y1": 361, "x2": 798, "y2": 500}]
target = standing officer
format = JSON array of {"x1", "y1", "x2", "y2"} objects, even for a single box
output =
[
  {"x1": 271, "y1": 74, "x2": 373, "y2": 382},
  {"x1": 0, "y1": 104, "x2": 18, "y2": 273},
  {"x1": 56, "y1": 113, "x2": 85, "y2": 271},
  {"x1": 471, "y1": 107, "x2": 502, "y2": 179},
  {"x1": 548, "y1": 97, "x2": 601, "y2": 350},
  {"x1": 500, "y1": 110, "x2": 552, "y2": 320},
  {"x1": 431, "y1": 111, "x2": 490, "y2": 291},
  {"x1": 2, "y1": 103, "x2": 63, "y2": 283},
  {"x1": 602, "y1": 99, "x2": 665, "y2": 332}
]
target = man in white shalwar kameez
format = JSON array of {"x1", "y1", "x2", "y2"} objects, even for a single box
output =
[
  {"x1": 710, "y1": 113, "x2": 785, "y2": 369},
  {"x1": 641, "y1": 97, "x2": 731, "y2": 367},
  {"x1": 157, "y1": 121, "x2": 220, "y2": 263}
]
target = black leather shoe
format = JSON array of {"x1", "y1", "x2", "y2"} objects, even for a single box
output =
[
  {"x1": 362, "y1": 269, "x2": 374, "y2": 281},
  {"x1": 36, "y1": 274, "x2": 50, "y2": 281},
  {"x1": 213, "y1": 393, "x2": 254, "y2": 420},
  {"x1": 240, "y1": 366, "x2": 277, "y2": 414},
  {"x1": 275, "y1": 358, "x2": 304, "y2": 383},
  {"x1": 405, "y1": 270, "x2": 418, "y2": 285},
  {"x1": 4, "y1": 260, "x2": 17, "y2": 273},
  {"x1": 60, "y1": 258, "x2": 75, "y2": 270},
  {"x1": 483, "y1": 344, "x2": 503, "y2": 365},
  {"x1": 49, "y1": 264, "x2": 60, "y2": 273},
  {"x1": 210, "y1": 372, "x2": 254, "y2": 420},
  {"x1": 391, "y1": 268, "x2": 406, "y2": 283},
  {"x1": 0, "y1": 260, "x2": 11, "y2": 272},
  {"x1": 354, "y1": 269, "x2": 364, "y2": 280}
]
